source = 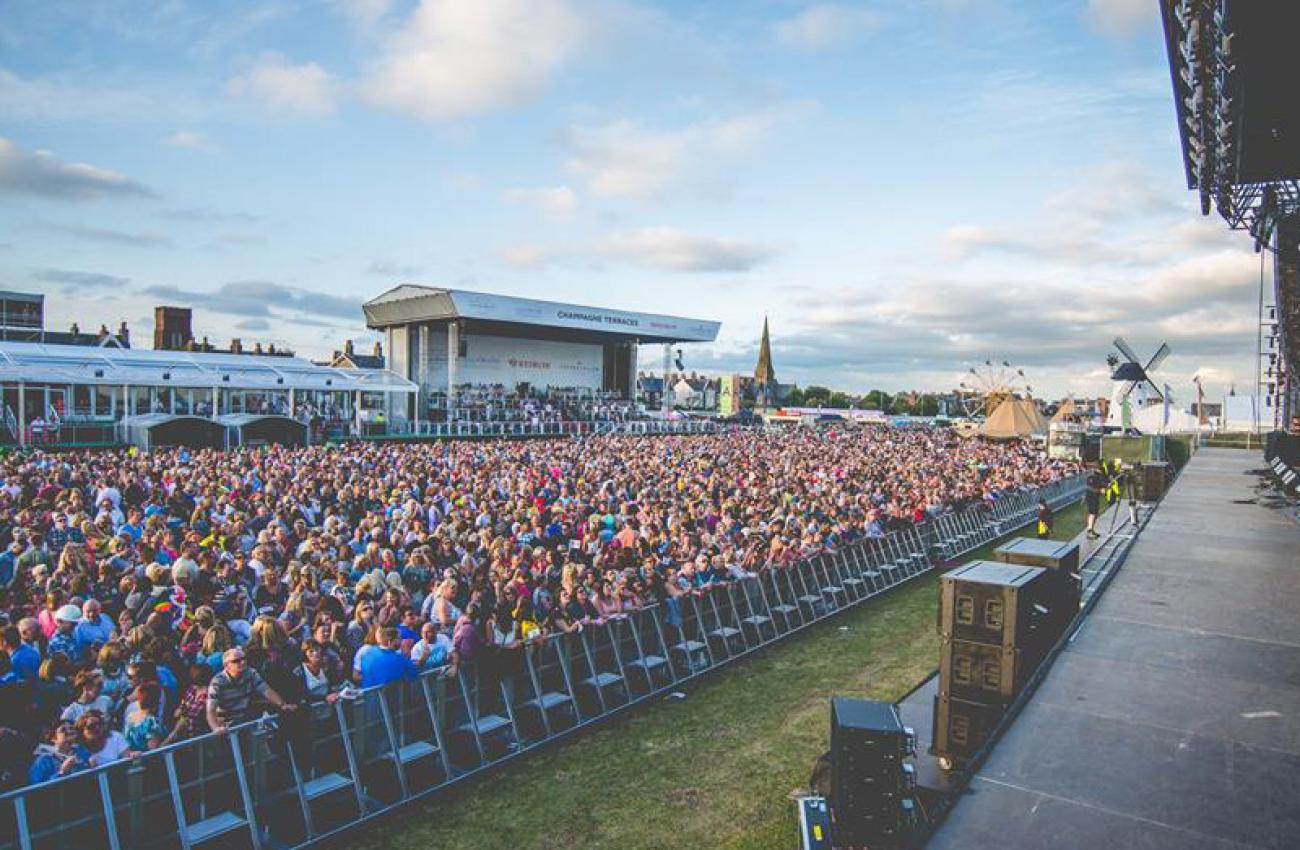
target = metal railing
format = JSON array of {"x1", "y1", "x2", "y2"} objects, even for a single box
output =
[
  {"x1": 394, "y1": 419, "x2": 726, "y2": 440},
  {"x1": 0, "y1": 474, "x2": 1082, "y2": 850}
]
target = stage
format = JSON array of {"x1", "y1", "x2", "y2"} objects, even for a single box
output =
[{"x1": 926, "y1": 448, "x2": 1300, "y2": 849}]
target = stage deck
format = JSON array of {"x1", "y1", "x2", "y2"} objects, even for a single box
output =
[{"x1": 928, "y1": 448, "x2": 1300, "y2": 850}]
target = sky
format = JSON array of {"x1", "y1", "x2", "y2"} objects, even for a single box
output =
[{"x1": 0, "y1": 0, "x2": 1269, "y2": 403}]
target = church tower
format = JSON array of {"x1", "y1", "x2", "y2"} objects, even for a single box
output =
[
  {"x1": 754, "y1": 316, "x2": 777, "y2": 407},
  {"x1": 755, "y1": 316, "x2": 776, "y2": 384}
]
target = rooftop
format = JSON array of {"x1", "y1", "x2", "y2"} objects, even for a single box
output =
[
  {"x1": 0, "y1": 340, "x2": 415, "y2": 394},
  {"x1": 363, "y1": 285, "x2": 720, "y2": 344}
]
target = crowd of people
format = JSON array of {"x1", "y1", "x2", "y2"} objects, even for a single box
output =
[
  {"x1": 424, "y1": 384, "x2": 638, "y2": 426},
  {"x1": 0, "y1": 425, "x2": 1077, "y2": 790}
]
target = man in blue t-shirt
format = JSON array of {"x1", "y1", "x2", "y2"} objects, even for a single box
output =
[{"x1": 358, "y1": 627, "x2": 417, "y2": 689}]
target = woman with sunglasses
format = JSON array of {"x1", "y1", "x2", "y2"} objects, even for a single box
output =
[{"x1": 75, "y1": 709, "x2": 131, "y2": 765}]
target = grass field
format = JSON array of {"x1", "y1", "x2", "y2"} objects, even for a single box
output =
[{"x1": 354, "y1": 501, "x2": 1086, "y2": 850}]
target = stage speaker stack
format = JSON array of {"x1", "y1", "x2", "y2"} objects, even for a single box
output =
[
  {"x1": 933, "y1": 561, "x2": 1063, "y2": 769},
  {"x1": 993, "y1": 538, "x2": 1082, "y2": 634},
  {"x1": 829, "y1": 697, "x2": 918, "y2": 847}
]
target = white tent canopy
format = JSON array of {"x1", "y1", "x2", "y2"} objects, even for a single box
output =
[{"x1": 0, "y1": 340, "x2": 416, "y2": 394}]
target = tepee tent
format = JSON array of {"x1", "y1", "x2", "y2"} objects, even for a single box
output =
[
  {"x1": 1051, "y1": 399, "x2": 1076, "y2": 422},
  {"x1": 979, "y1": 397, "x2": 1048, "y2": 440}
]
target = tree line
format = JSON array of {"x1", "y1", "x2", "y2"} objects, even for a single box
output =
[{"x1": 781, "y1": 386, "x2": 943, "y2": 416}]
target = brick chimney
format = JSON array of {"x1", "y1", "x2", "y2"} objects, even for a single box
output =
[
  {"x1": 344, "y1": 339, "x2": 355, "y2": 357},
  {"x1": 230, "y1": 338, "x2": 242, "y2": 354},
  {"x1": 254, "y1": 342, "x2": 264, "y2": 355},
  {"x1": 373, "y1": 341, "x2": 383, "y2": 358},
  {"x1": 153, "y1": 306, "x2": 192, "y2": 351},
  {"x1": 118, "y1": 320, "x2": 129, "y2": 347}
]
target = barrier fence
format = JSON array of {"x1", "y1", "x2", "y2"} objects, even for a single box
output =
[
  {"x1": 0, "y1": 474, "x2": 1083, "y2": 850},
  {"x1": 388, "y1": 419, "x2": 725, "y2": 440}
]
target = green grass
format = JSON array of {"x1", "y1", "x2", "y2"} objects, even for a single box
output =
[{"x1": 354, "y1": 501, "x2": 1086, "y2": 850}]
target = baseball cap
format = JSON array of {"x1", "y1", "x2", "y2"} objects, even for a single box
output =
[{"x1": 55, "y1": 604, "x2": 83, "y2": 623}]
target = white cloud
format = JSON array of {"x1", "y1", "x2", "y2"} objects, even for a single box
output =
[
  {"x1": 1085, "y1": 0, "x2": 1156, "y2": 39},
  {"x1": 361, "y1": 0, "x2": 585, "y2": 121},
  {"x1": 0, "y1": 136, "x2": 155, "y2": 200},
  {"x1": 165, "y1": 130, "x2": 219, "y2": 152},
  {"x1": 602, "y1": 227, "x2": 774, "y2": 272},
  {"x1": 774, "y1": 4, "x2": 881, "y2": 50},
  {"x1": 368, "y1": 259, "x2": 424, "y2": 277},
  {"x1": 502, "y1": 185, "x2": 578, "y2": 215},
  {"x1": 500, "y1": 244, "x2": 551, "y2": 270},
  {"x1": 228, "y1": 55, "x2": 337, "y2": 116},
  {"x1": 565, "y1": 111, "x2": 789, "y2": 198},
  {"x1": 339, "y1": 0, "x2": 393, "y2": 29},
  {"x1": 443, "y1": 171, "x2": 480, "y2": 190},
  {"x1": 941, "y1": 224, "x2": 1012, "y2": 261}
]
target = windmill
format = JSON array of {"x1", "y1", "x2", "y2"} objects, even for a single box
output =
[{"x1": 1105, "y1": 337, "x2": 1170, "y2": 430}]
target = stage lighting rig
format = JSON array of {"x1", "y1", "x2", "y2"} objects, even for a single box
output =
[
  {"x1": 1162, "y1": 1, "x2": 1300, "y2": 249},
  {"x1": 1161, "y1": 1, "x2": 1300, "y2": 424}
]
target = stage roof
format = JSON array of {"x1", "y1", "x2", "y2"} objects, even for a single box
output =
[
  {"x1": 363, "y1": 285, "x2": 720, "y2": 344},
  {"x1": 0, "y1": 341, "x2": 416, "y2": 393}
]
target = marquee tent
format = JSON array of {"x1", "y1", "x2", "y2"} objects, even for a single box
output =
[{"x1": 979, "y1": 398, "x2": 1048, "y2": 440}]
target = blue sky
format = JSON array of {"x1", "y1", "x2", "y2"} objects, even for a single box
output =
[{"x1": 0, "y1": 0, "x2": 1264, "y2": 401}]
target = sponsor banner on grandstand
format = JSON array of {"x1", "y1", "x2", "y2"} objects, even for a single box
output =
[
  {"x1": 452, "y1": 291, "x2": 719, "y2": 342},
  {"x1": 424, "y1": 330, "x2": 603, "y2": 389}
]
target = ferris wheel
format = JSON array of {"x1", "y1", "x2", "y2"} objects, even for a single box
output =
[{"x1": 958, "y1": 360, "x2": 1033, "y2": 418}]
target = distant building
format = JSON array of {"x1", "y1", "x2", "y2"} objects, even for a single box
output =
[
  {"x1": 1, "y1": 290, "x2": 129, "y2": 347},
  {"x1": 321, "y1": 339, "x2": 386, "y2": 370},
  {"x1": 153, "y1": 305, "x2": 294, "y2": 357}
]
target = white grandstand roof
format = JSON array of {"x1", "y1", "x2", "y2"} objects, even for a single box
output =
[
  {"x1": 363, "y1": 285, "x2": 720, "y2": 343},
  {"x1": 0, "y1": 341, "x2": 416, "y2": 393}
]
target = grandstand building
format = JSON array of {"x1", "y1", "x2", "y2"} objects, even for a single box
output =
[
  {"x1": 361, "y1": 285, "x2": 720, "y2": 416},
  {"x1": 0, "y1": 293, "x2": 416, "y2": 449}
]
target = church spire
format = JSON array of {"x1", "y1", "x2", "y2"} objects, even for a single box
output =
[{"x1": 754, "y1": 315, "x2": 776, "y2": 384}]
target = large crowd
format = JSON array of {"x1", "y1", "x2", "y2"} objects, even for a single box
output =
[{"x1": 0, "y1": 426, "x2": 1077, "y2": 790}]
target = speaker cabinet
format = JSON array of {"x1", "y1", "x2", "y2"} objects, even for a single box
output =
[
  {"x1": 938, "y1": 561, "x2": 1055, "y2": 652},
  {"x1": 939, "y1": 639, "x2": 1032, "y2": 705},
  {"x1": 829, "y1": 697, "x2": 917, "y2": 846},
  {"x1": 932, "y1": 695, "x2": 1003, "y2": 767}
]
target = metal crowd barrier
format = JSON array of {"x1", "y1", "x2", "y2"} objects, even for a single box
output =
[
  {"x1": 0, "y1": 475, "x2": 1082, "y2": 850},
  {"x1": 404, "y1": 419, "x2": 725, "y2": 440}
]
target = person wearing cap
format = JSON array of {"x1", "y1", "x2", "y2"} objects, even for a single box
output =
[
  {"x1": 206, "y1": 648, "x2": 296, "y2": 734},
  {"x1": 47, "y1": 605, "x2": 82, "y2": 663}
]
